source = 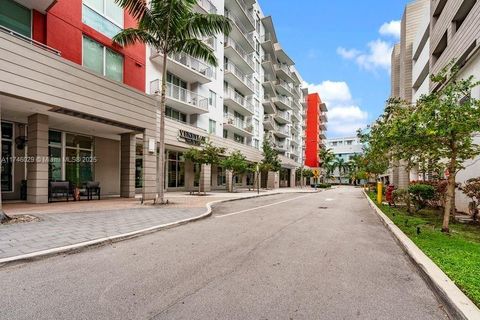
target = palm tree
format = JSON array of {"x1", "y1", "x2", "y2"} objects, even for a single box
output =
[
  {"x1": 334, "y1": 157, "x2": 347, "y2": 185},
  {"x1": 113, "y1": 0, "x2": 231, "y2": 204},
  {"x1": 319, "y1": 148, "x2": 335, "y2": 183}
]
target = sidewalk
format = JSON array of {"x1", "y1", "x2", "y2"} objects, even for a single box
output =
[{"x1": 0, "y1": 188, "x2": 316, "y2": 263}]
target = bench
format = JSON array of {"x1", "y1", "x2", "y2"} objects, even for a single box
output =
[{"x1": 49, "y1": 181, "x2": 71, "y2": 202}]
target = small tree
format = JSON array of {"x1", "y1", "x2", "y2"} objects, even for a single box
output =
[
  {"x1": 460, "y1": 178, "x2": 480, "y2": 222},
  {"x1": 334, "y1": 157, "x2": 347, "y2": 184},
  {"x1": 417, "y1": 62, "x2": 480, "y2": 232},
  {"x1": 319, "y1": 148, "x2": 335, "y2": 182},
  {"x1": 260, "y1": 138, "x2": 281, "y2": 172},
  {"x1": 221, "y1": 150, "x2": 249, "y2": 192},
  {"x1": 184, "y1": 141, "x2": 225, "y2": 194}
]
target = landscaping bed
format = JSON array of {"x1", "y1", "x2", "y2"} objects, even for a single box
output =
[{"x1": 367, "y1": 192, "x2": 480, "y2": 308}]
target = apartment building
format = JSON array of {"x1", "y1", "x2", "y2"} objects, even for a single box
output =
[
  {"x1": 304, "y1": 93, "x2": 328, "y2": 168},
  {"x1": 391, "y1": 0, "x2": 480, "y2": 212},
  {"x1": 389, "y1": 0, "x2": 429, "y2": 188},
  {"x1": 0, "y1": 0, "x2": 158, "y2": 203},
  {"x1": 326, "y1": 137, "x2": 364, "y2": 184},
  {"x1": 146, "y1": 0, "x2": 309, "y2": 191}
]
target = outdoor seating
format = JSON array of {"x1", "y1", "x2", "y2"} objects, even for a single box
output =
[
  {"x1": 84, "y1": 181, "x2": 101, "y2": 200},
  {"x1": 48, "y1": 181, "x2": 71, "y2": 202}
]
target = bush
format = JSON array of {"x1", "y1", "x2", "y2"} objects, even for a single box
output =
[
  {"x1": 408, "y1": 184, "x2": 436, "y2": 212},
  {"x1": 311, "y1": 183, "x2": 331, "y2": 189},
  {"x1": 392, "y1": 188, "x2": 409, "y2": 206}
]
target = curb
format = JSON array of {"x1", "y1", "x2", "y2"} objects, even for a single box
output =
[
  {"x1": 0, "y1": 189, "x2": 319, "y2": 267},
  {"x1": 363, "y1": 191, "x2": 480, "y2": 320}
]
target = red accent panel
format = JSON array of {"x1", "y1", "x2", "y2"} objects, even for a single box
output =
[
  {"x1": 44, "y1": 0, "x2": 146, "y2": 91},
  {"x1": 305, "y1": 93, "x2": 322, "y2": 168},
  {"x1": 32, "y1": 10, "x2": 46, "y2": 44}
]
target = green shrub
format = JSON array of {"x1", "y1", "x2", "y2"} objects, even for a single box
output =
[
  {"x1": 392, "y1": 188, "x2": 409, "y2": 205},
  {"x1": 408, "y1": 184, "x2": 436, "y2": 212}
]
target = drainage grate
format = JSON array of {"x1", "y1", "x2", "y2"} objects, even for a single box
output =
[{"x1": 318, "y1": 206, "x2": 328, "y2": 209}]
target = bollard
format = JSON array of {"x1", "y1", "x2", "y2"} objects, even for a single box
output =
[{"x1": 377, "y1": 181, "x2": 383, "y2": 204}]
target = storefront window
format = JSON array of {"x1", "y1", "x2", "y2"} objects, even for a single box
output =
[
  {"x1": 216, "y1": 166, "x2": 226, "y2": 186},
  {"x1": 167, "y1": 151, "x2": 185, "y2": 188},
  {"x1": 135, "y1": 143, "x2": 143, "y2": 188},
  {"x1": 65, "y1": 134, "x2": 94, "y2": 187},
  {"x1": 1, "y1": 122, "x2": 13, "y2": 192},
  {"x1": 49, "y1": 131, "x2": 63, "y2": 182}
]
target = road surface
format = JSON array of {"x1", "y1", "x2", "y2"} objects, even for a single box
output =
[{"x1": 0, "y1": 187, "x2": 448, "y2": 319}]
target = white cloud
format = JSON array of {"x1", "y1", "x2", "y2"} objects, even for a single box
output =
[
  {"x1": 304, "y1": 80, "x2": 368, "y2": 137},
  {"x1": 337, "y1": 20, "x2": 398, "y2": 73},
  {"x1": 379, "y1": 20, "x2": 401, "y2": 39}
]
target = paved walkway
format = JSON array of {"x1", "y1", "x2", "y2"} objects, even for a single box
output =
[{"x1": 0, "y1": 188, "x2": 316, "y2": 261}]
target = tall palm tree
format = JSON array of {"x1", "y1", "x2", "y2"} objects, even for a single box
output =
[
  {"x1": 113, "y1": 0, "x2": 231, "y2": 204},
  {"x1": 319, "y1": 148, "x2": 335, "y2": 183},
  {"x1": 334, "y1": 157, "x2": 347, "y2": 185}
]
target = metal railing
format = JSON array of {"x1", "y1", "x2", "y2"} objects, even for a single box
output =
[
  {"x1": 224, "y1": 88, "x2": 254, "y2": 113},
  {"x1": 224, "y1": 37, "x2": 254, "y2": 69},
  {"x1": 224, "y1": 11, "x2": 255, "y2": 48},
  {"x1": 275, "y1": 79, "x2": 294, "y2": 92},
  {"x1": 169, "y1": 52, "x2": 214, "y2": 79},
  {"x1": 235, "y1": 0, "x2": 255, "y2": 26},
  {"x1": 275, "y1": 110, "x2": 291, "y2": 122},
  {"x1": 0, "y1": 25, "x2": 61, "y2": 56},
  {"x1": 224, "y1": 62, "x2": 254, "y2": 90},
  {"x1": 197, "y1": 0, "x2": 217, "y2": 13},
  {"x1": 150, "y1": 80, "x2": 208, "y2": 111},
  {"x1": 224, "y1": 116, "x2": 253, "y2": 133}
]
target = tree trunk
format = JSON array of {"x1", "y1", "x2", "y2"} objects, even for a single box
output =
[
  {"x1": 443, "y1": 163, "x2": 456, "y2": 233},
  {"x1": 156, "y1": 53, "x2": 168, "y2": 204}
]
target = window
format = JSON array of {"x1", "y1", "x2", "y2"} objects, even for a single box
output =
[
  {"x1": 48, "y1": 131, "x2": 63, "y2": 181},
  {"x1": 432, "y1": 31, "x2": 448, "y2": 64},
  {"x1": 65, "y1": 134, "x2": 94, "y2": 186},
  {"x1": 433, "y1": 0, "x2": 448, "y2": 23},
  {"x1": 253, "y1": 139, "x2": 259, "y2": 149},
  {"x1": 83, "y1": 36, "x2": 124, "y2": 82},
  {"x1": 167, "y1": 73, "x2": 187, "y2": 89},
  {"x1": 1, "y1": 122, "x2": 13, "y2": 192},
  {"x1": 209, "y1": 119, "x2": 216, "y2": 134},
  {"x1": 453, "y1": 0, "x2": 476, "y2": 33},
  {"x1": 254, "y1": 119, "x2": 259, "y2": 136},
  {"x1": 217, "y1": 166, "x2": 226, "y2": 186},
  {"x1": 209, "y1": 90, "x2": 216, "y2": 107},
  {"x1": 82, "y1": 0, "x2": 123, "y2": 38},
  {"x1": 234, "y1": 134, "x2": 245, "y2": 144},
  {"x1": 346, "y1": 140, "x2": 353, "y2": 145},
  {"x1": 223, "y1": 129, "x2": 228, "y2": 139},
  {"x1": 0, "y1": 0, "x2": 31, "y2": 37},
  {"x1": 166, "y1": 106, "x2": 187, "y2": 123},
  {"x1": 167, "y1": 151, "x2": 185, "y2": 188}
]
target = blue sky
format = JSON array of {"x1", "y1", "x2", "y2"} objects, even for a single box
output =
[{"x1": 258, "y1": 0, "x2": 409, "y2": 138}]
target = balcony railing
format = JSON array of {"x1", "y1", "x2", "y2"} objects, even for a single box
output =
[
  {"x1": 203, "y1": 36, "x2": 216, "y2": 49},
  {"x1": 276, "y1": 79, "x2": 294, "y2": 92},
  {"x1": 224, "y1": 11, "x2": 255, "y2": 48},
  {"x1": 275, "y1": 63, "x2": 293, "y2": 78},
  {"x1": 150, "y1": 80, "x2": 208, "y2": 111},
  {"x1": 275, "y1": 95, "x2": 292, "y2": 107},
  {"x1": 274, "y1": 123, "x2": 290, "y2": 136},
  {"x1": 197, "y1": 0, "x2": 217, "y2": 13},
  {"x1": 0, "y1": 25, "x2": 61, "y2": 56},
  {"x1": 276, "y1": 110, "x2": 291, "y2": 122},
  {"x1": 224, "y1": 88, "x2": 254, "y2": 113},
  {"x1": 169, "y1": 52, "x2": 214, "y2": 79},
  {"x1": 261, "y1": 33, "x2": 274, "y2": 43},
  {"x1": 224, "y1": 37, "x2": 254, "y2": 69},
  {"x1": 224, "y1": 62, "x2": 254, "y2": 90},
  {"x1": 224, "y1": 116, "x2": 253, "y2": 133}
]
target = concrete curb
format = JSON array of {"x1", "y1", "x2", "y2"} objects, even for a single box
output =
[
  {"x1": 0, "y1": 189, "x2": 319, "y2": 267},
  {"x1": 363, "y1": 191, "x2": 480, "y2": 320}
]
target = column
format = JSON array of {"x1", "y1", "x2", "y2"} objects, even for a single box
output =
[
  {"x1": 120, "y1": 133, "x2": 136, "y2": 198},
  {"x1": 267, "y1": 171, "x2": 279, "y2": 189},
  {"x1": 290, "y1": 169, "x2": 296, "y2": 188},
  {"x1": 226, "y1": 170, "x2": 233, "y2": 192},
  {"x1": 142, "y1": 129, "x2": 157, "y2": 202},
  {"x1": 211, "y1": 165, "x2": 218, "y2": 190},
  {"x1": 398, "y1": 160, "x2": 410, "y2": 189},
  {"x1": 27, "y1": 114, "x2": 49, "y2": 204},
  {"x1": 199, "y1": 164, "x2": 211, "y2": 193}
]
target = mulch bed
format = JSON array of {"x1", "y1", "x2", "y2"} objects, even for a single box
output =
[{"x1": 1, "y1": 215, "x2": 40, "y2": 225}]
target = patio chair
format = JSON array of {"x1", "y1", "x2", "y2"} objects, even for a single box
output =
[
  {"x1": 49, "y1": 181, "x2": 70, "y2": 202},
  {"x1": 85, "y1": 181, "x2": 101, "y2": 200}
]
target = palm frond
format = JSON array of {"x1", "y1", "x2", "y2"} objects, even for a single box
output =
[
  {"x1": 115, "y1": 0, "x2": 148, "y2": 20},
  {"x1": 184, "y1": 13, "x2": 232, "y2": 38},
  {"x1": 112, "y1": 28, "x2": 158, "y2": 49},
  {"x1": 174, "y1": 38, "x2": 217, "y2": 66}
]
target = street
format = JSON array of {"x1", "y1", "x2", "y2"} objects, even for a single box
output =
[{"x1": 0, "y1": 187, "x2": 448, "y2": 320}]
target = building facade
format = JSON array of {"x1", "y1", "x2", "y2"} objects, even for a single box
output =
[
  {"x1": 0, "y1": 0, "x2": 311, "y2": 204},
  {"x1": 326, "y1": 137, "x2": 364, "y2": 184},
  {"x1": 391, "y1": 0, "x2": 480, "y2": 213},
  {"x1": 304, "y1": 93, "x2": 327, "y2": 168}
]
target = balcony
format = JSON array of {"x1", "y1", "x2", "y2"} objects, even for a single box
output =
[
  {"x1": 320, "y1": 102, "x2": 328, "y2": 112},
  {"x1": 15, "y1": 0, "x2": 55, "y2": 12},
  {"x1": 291, "y1": 110, "x2": 302, "y2": 122},
  {"x1": 319, "y1": 132, "x2": 327, "y2": 140},
  {"x1": 195, "y1": 0, "x2": 217, "y2": 14},
  {"x1": 273, "y1": 140, "x2": 288, "y2": 153},
  {"x1": 274, "y1": 110, "x2": 291, "y2": 124},
  {"x1": 275, "y1": 79, "x2": 294, "y2": 97},
  {"x1": 263, "y1": 115, "x2": 275, "y2": 131},
  {"x1": 224, "y1": 37, "x2": 255, "y2": 74},
  {"x1": 261, "y1": 54, "x2": 276, "y2": 78},
  {"x1": 223, "y1": 116, "x2": 253, "y2": 137},
  {"x1": 275, "y1": 64, "x2": 296, "y2": 83},
  {"x1": 273, "y1": 95, "x2": 292, "y2": 110},
  {"x1": 224, "y1": 11, "x2": 255, "y2": 52},
  {"x1": 150, "y1": 80, "x2": 208, "y2": 115},
  {"x1": 274, "y1": 42, "x2": 294, "y2": 66},
  {"x1": 273, "y1": 124, "x2": 290, "y2": 138},
  {"x1": 320, "y1": 112, "x2": 328, "y2": 123},
  {"x1": 224, "y1": 62, "x2": 254, "y2": 96},
  {"x1": 262, "y1": 76, "x2": 276, "y2": 96},
  {"x1": 224, "y1": 88, "x2": 254, "y2": 116},
  {"x1": 261, "y1": 32, "x2": 276, "y2": 55},
  {"x1": 262, "y1": 96, "x2": 276, "y2": 114},
  {"x1": 151, "y1": 51, "x2": 214, "y2": 84},
  {"x1": 225, "y1": 0, "x2": 255, "y2": 33}
]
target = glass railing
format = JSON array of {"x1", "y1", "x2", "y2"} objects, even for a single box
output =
[
  {"x1": 150, "y1": 80, "x2": 208, "y2": 111},
  {"x1": 224, "y1": 116, "x2": 253, "y2": 133},
  {"x1": 0, "y1": 25, "x2": 61, "y2": 56},
  {"x1": 275, "y1": 95, "x2": 292, "y2": 107},
  {"x1": 169, "y1": 52, "x2": 214, "y2": 78},
  {"x1": 224, "y1": 11, "x2": 255, "y2": 48},
  {"x1": 275, "y1": 79, "x2": 294, "y2": 92},
  {"x1": 224, "y1": 37, "x2": 254, "y2": 69},
  {"x1": 197, "y1": 0, "x2": 217, "y2": 13},
  {"x1": 224, "y1": 88, "x2": 254, "y2": 113},
  {"x1": 224, "y1": 62, "x2": 254, "y2": 90},
  {"x1": 275, "y1": 110, "x2": 291, "y2": 122},
  {"x1": 235, "y1": 0, "x2": 255, "y2": 26}
]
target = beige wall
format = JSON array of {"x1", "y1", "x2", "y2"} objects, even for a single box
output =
[
  {"x1": 94, "y1": 137, "x2": 120, "y2": 196},
  {"x1": 391, "y1": 44, "x2": 401, "y2": 98}
]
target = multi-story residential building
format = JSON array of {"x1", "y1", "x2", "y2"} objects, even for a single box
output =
[
  {"x1": 304, "y1": 93, "x2": 328, "y2": 168},
  {"x1": 326, "y1": 137, "x2": 364, "y2": 184},
  {"x1": 146, "y1": 0, "x2": 310, "y2": 191},
  {"x1": 388, "y1": 0, "x2": 429, "y2": 188},
  {"x1": 0, "y1": 0, "x2": 158, "y2": 203},
  {"x1": 391, "y1": 0, "x2": 480, "y2": 213}
]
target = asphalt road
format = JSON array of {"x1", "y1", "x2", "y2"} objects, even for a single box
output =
[{"x1": 0, "y1": 187, "x2": 448, "y2": 320}]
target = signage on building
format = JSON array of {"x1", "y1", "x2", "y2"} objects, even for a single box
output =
[{"x1": 178, "y1": 130, "x2": 206, "y2": 146}]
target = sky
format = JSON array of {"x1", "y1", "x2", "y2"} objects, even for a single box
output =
[{"x1": 258, "y1": 0, "x2": 409, "y2": 139}]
